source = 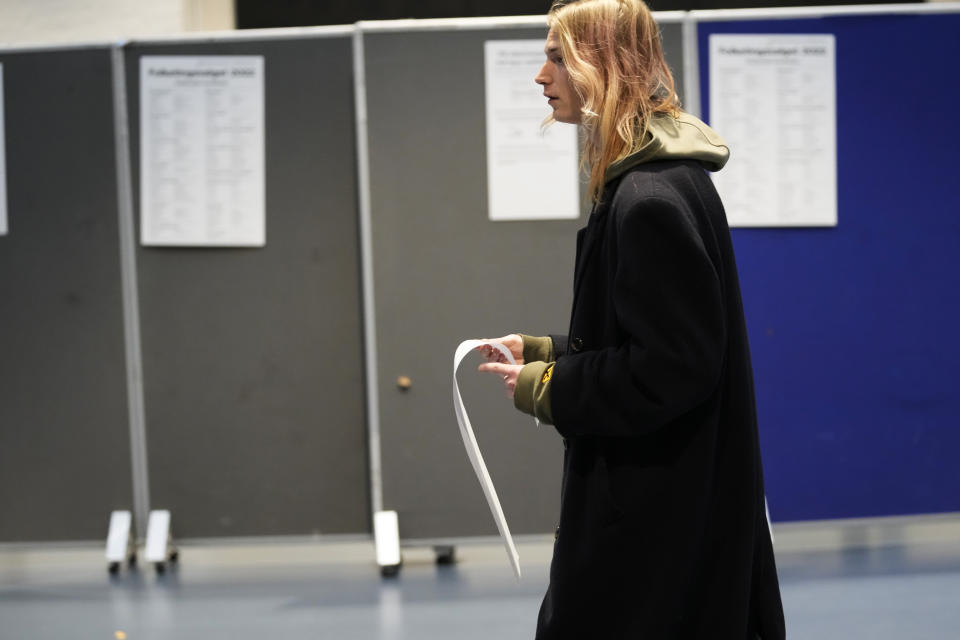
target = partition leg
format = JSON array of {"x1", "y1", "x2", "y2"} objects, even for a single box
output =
[
  {"x1": 433, "y1": 545, "x2": 456, "y2": 566},
  {"x1": 144, "y1": 510, "x2": 179, "y2": 573},
  {"x1": 105, "y1": 510, "x2": 137, "y2": 574},
  {"x1": 374, "y1": 510, "x2": 402, "y2": 577}
]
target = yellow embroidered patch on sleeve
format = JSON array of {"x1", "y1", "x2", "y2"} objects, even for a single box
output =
[{"x1": 541, "y1": 366, "x2": 553, "y2": 384}]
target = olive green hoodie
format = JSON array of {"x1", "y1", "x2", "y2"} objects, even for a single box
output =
[{"x1": 513, "y1": 112, "x2": 729, "y2": 424}]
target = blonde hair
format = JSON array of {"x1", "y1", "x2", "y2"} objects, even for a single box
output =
[{"x1": 548, "y1": 0, "x2": 680, "y2": 201}]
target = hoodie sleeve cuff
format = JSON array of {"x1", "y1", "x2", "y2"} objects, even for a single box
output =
[
  {"x1": 514, "y1": 361, "x2": 554, "y2": 425},
  {"x1": 519, "y1": 334, "x2": 555, "y2": 363}
]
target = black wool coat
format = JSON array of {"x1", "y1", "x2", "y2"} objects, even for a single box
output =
[{"x1": 536, "y1": 159, "x2": 785, "y2": 639}]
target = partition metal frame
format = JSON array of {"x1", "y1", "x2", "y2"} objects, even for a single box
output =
[
  {"x1": 691, "y1": 1, "x2": 960, "y2": 21},
  {"x1": 351, "y1": 26, "x2": 379, "y2": 516},
  {"x1": 110, "y1": 44, "x2": 150, "y2": 539},
  {"x1": 123, "y1": 24, "x2": 354, "y2": 45}
]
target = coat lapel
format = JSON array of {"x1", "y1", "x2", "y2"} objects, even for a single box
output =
[{"x1": 571, "y1": 189, "x2": 615, "y2": 315}]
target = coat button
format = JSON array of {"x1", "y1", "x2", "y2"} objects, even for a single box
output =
[
  {"x1": 571, "y1": 337, "x2": 583, "y2": 353},
  {"x1": 554, "y1": 526, "x2": 560, "y2": 540}
]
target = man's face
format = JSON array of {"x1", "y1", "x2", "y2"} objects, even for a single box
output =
[{"x1": 535, "y1": 29, "x2": 582, "y2": 125}]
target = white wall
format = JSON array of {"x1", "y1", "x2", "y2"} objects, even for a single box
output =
[{"x1": 0, "y1": 0, "x2": 234, "y2": 46}]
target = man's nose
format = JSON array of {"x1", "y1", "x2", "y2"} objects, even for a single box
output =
[{"x1": 535, "y1": 63, "x2": 550, "y2": 85}]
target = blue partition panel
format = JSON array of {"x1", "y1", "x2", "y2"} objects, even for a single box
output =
[{"x1": 698, "y1": 12, "x2": 960, "y2": 521}]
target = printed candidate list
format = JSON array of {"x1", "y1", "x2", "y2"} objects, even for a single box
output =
[
  {"x1": 484, "y1": 40, "x2": 579, "y2": 222},
  {"x1": 140, "y1": 56, "x2": 265, "y2": 246},
  {"x1": 709, "y1": 35, "x2": 837, "y2": 227}
]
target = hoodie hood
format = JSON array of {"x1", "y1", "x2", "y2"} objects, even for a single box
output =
[{"x1": 604, "y1": 112, "x2": 730, "y2": 184}]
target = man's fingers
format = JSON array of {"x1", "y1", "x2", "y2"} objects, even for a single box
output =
[
  {"x1": 478, "y1": 362, "x2": 506, "y2": 375},
  {"x1": 474, "y1": 342, "x2": 511, "y2": 364}
]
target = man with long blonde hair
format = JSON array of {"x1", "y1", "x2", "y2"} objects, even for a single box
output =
[{"x1": 479, "y1": 0, "x2": 786, "y2": 637}]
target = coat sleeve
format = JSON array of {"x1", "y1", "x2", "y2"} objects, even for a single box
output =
[
  {"x1": 518, "y1": 335, "x2": 568, "y2": 362},
  {"x1": 550, "y1": 334, "x2": 569, "y2": 358},
  {"x1": 551, "y1": 196, "x2": 726, "y2": 438}
]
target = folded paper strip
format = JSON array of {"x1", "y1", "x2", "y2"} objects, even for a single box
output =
[{"x1": 452, "y1": 339, "x2": 522, "y2": 579}]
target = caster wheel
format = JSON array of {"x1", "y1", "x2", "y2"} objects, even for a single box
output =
[
  {"x1": 434, "y1": 546, "x2": 456, "y2": 566},
  {"x1": 127, "y1": 555, "x2": 137, "y2": 568},
  {"x1": 380, "y1": 564, "x2": 401, "y2": 578},
  {"x1": 108, "y1": 562, "x2": 120, "y2": 574},
  {"x1": 168, "y1": 550, "x2": 179, "y2": 563},
  {"x1": 155, "y1": 562, "x2": 166, "y2": 574}
]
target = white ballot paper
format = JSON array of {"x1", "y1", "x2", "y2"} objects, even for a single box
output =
[
  {"x1": 453, "y1": 340, "x2": 522, "y2": 579},
  {"x1": 709, "y1": 34, "x2": 837, "y2": 227}
]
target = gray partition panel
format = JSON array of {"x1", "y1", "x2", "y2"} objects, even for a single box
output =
[
  {"x1": 366, "y1": 27, "x2": 568, "y2": 540},
  {"x1": 365, "y1": 22, "x2": 687, "y2": 541},
  {"x1": 125, "y1": 36, "x2": 368, "y2": 537},
  {"x1": 661, "y1": 22, "x2": 685, "y2": 107},
  {"x1": 0, "y1": 48, "x2": 133, "y2": 542}
]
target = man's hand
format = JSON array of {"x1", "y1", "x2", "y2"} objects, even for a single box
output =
[
  {"x1": 477, "y1": 361, "x2": 524, "y2": 399},
  {"x1": 476, "y1": 334, "x2": 524, "y2": 365}
]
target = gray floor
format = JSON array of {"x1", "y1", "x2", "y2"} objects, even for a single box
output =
[{"x1": 2, "y1": 537, "x2": 960, "y2": 639}]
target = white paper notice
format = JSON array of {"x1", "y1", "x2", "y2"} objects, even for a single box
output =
[
  {"x1": 0, "y1": 63, "x2": 7, "y2": 236},
  {"x1": 453, "y1": 340, "x2": 522, "y2": 579},
  {"x1": 484, "y1": 40, "x2": 579, "y2": 221},
  {"x1": 140, "y1": 56, "x2": 265, "y2": 246},
  {"x1": 709, "y1": 34, "x2": 837, "y2": 227}
]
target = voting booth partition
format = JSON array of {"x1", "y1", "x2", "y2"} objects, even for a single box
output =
[
  {"x1": 121, "y1": 31, "x2": 370, "y2": 538},
  {"x1": 0, "y1": 45, "x2": 134, "y2": 542},
  {"x1": 0, "y1": 32, "x2": 372, "y2": 543},
  {"x1": 360, "y1": 22, "x2": 568, "y2": 542},
  {"x1": 358, "y1": 15, "x2": 688, "y2": 543},
  {"x1": 692, "y1": 7, "x2": 960, "y2": 522}
]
